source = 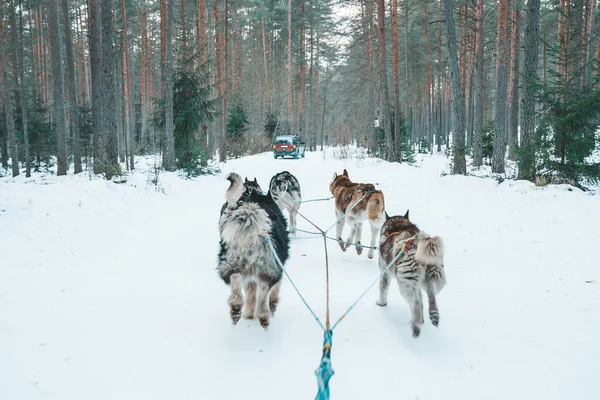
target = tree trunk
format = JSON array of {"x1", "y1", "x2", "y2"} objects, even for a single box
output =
[
  {"x1": 121, "y1": 0, "x2": 133, "y2": 170},
  {"x1": 140, "y1": 6, "x2": 148, "y2": 152},
  {"x1": 583, "y1": 0, "x2": 597, "y2": 88},
  {"x1": 376, "y1": 0, "x2": 393, "y2": 161},
  {"x1": 89, "y1": 0, "x2": 104, "y2": 173},
  {"x1": 15, "y1": 0, "x2": 31, "y2": 176},
  {"x1": 198, "y1": 0, "x2": 206, "y2": 67},
  {"x1": 0, "y1": 13, "x2": 19, "y2": 176},
  {"x1": 181, "y1": 0, "x2": 187, "y2": 62},
  {"x1": 492, "y1": 0, "x2": 510, "y2": 173},
  {"x1": 518, "y1": 0, "x2": 540, "y2": 181},
  {"x1": 261, "y1": 18, "x2": 270, "y2": 110},
  {"x1": 442, "y1": 0, "x2": 466, "y2": 174},
  {"x1": 287, "y1": 0, "x2": 293, "y2": 130},
  {"x1": 46, "y1": 0, "x2": 68, "y2": 175},
  {"x1": 459, "y1": 3, "x2": 467, "y2": 110},
  {"x1": 404, "y1": 1, "x2": 409, "y2": 118},
  {"x1": 423, "y1": 3, "x2": 432, "y2": 154},
  {"x1": 160, "y1": 0, "x2": 167, "y2": 95},
  {"x1": 60, "y1": 0, "x2": 82, "y2": 173},
  {"x1": 595, "y1": 2, "x2": 600, "y2": 86},
  {"x1": 360, "y1": 0, "x2": 376, "y2": 152},
  {"x1": 101, "y1": 0, "x2": 119, "y2": 176},
  {"x1": 472, "y1": 0, "x2": 485, "y2": 166},
  {"x1": 299, "y1": 0, "x2": 306, "y2": 136},
  {"x1": 392, "y1": 0, "x2": 401, "y2": 161},
  {"x1": 163, "y1": 0, "x2": 176, "y2": 171},
  {"x1": 507, "y1": 4, "x2": 520, "y2": 161}
]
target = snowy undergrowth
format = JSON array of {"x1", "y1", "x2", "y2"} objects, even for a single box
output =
[{"x1": 1, "y1": 148, "x2": 599, "y2": 400}]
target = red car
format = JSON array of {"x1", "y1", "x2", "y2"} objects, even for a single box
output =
[{"x1": 272, "y1": 135, "x2": 306, "y2": 159}]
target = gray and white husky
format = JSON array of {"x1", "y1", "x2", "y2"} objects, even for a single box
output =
[
  {"x1": 268, "y1": 171, "x2": 302, "y2": 235},
  {"x1": 218, "y1": 173, "x2": 290, "y2": 329},
  {"x1": 377, "y1": 210, "x2": 446, "y2": 338}
]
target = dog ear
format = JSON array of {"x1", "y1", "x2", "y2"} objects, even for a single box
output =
[
  {"x1": 385, "y1": 211, "x2": 391, "y2": 221},
  {"x1": 245, "y1": 177, "x2": 249, "y2": 183},
  {"x1": 403, "y1": 210, "x2": 410, "y2": 219},
  {"x1": 253, "y1": 177, "x2": 258, "y2": 183},
  {"x1": 343, "y1": 169, "x2": 349, "y2": 177}
]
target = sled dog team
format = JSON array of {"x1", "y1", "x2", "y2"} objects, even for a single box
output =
[{"x1": 218, "y1": 169, "x2": 446, "y2": 338}]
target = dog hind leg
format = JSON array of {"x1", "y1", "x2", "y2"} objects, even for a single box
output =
[
  {"x1": 426, "y1": 284, "x2": 440, "y2": 326},
  {"x1": 255, "y1": 280, "x2": 273, "y2": 329},
  {"x1": 344, "y1": 218, "x2": 358, "y2": 252},
  {"x1": 397, "y1": 279, "x2": 423, "y2": 338},
  {"x1": 354, "y1": 222, "x2": 363, "y2": 255},
  {"x1": 335, "y1": 209, "x2": 347, "y2": 251},
  {"x1": 269, "y1": 281, "x2": 282, "y2": 314},
  {"x1": 242, "y1": 280, "x2": 257, "y2": 320},
  {"x1": 289, "y1": 206, "x2": 298, "y2": 235},
  {"x1": 228, "y1": 273, "x2": 244, "y2": 324},
  {"x1": 367, "y1": 220, "x2": 382, "y2": 259},
  {"x1": 376, "y1": 269, "x2": 392, "y2": 306}
]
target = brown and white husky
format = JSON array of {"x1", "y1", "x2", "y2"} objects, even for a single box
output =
[{"x1": 329, "y1": 169, "x2": 385, "y2": 259}]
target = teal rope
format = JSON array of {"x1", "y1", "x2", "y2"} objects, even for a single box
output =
[
  {"x1": 296, "y1": 228, "x2": 378, "y2": 250},
  {"x1": 264, "y1": 227, "x2": 410, "y2": 400},
  {"x1": 331, "y1": 242, "x2": 408, "y2": 331},
  {"x1": 265, "y1": 236, "x2": 326, "y2": 332},
  {"x1": 315, "y1": 330, "x2": 334, "y2": 400},
  {"x1": 302, "y1": 196, "x2": 334, "y2": 204}
]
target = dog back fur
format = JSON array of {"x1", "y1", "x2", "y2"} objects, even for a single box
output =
[
  {"x1": 379, "y1": 214, "x2": 446, "y2": 295},
  {"x1": 269, "y1": 171, "x2": 302, "y2": 208},
  {"x1": 329, "y1": 169, "x2": 385, "y2": 220},
  {"x1": 269, "y1": 171, "x2": 302, "y2": 234}
]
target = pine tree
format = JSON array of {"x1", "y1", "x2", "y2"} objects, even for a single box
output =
[
  {"x1": 442, "y1": 0, "x2": 466, "y2": 174},
  {"x1": 47, "y1": 0, "x2": 68, "y2": 175}
]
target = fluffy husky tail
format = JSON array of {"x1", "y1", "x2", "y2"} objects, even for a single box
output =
[
  {"x1": 415, "y1": 235, "x2": 446, "y2": 295},
  {"x1": 219, "y1": 202, "x2": 270, "y2": 249},
  {"x1": 226, "y1": 172, "x2": 245, "y2": 208}
]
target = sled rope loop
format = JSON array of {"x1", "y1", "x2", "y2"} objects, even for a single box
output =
[{"x1": 263, "y1": 193, "x2": 410, "y2": 400}]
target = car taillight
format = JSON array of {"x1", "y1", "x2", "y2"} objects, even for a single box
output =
[{"x1": 293, "y1": 144, "x2": 296, "y2": 149}]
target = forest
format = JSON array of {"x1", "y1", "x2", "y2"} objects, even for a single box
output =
[{"x1": 0, "y1": 0, "x2": 599, "y2": 188}]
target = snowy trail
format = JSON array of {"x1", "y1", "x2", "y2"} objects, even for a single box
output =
[{"x1": 1, "y1": 150, "x2": 599, "y2": 399}]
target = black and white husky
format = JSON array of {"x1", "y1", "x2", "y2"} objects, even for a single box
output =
[
  {"x1": 218, "y1": 173, "x2": 290, "y2": 329},
  {"x1": 377, "y1": 211, "x2": 447, "y2": 338},
  {"x1": 268, "y1": 171, "x2": 302, "y2": 235}
]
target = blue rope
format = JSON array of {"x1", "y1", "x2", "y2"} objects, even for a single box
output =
[
  {"x1": 265, "y1": 236, "x2": 326, "y2": 332},
  {"x1": 264, "y1": 230, "x2": 411, "y2": 400},
  {"x1": 331, "y1": 242, "x2": 408, "y2": 331},
  {"x1": 302, "y1": 196, "x2": 334, "y2": 204},
  {"x1": 296, "y1": 228, "x2": 378, "y2": 250},
  {"x1": 315, "y1": 330, "x2": 334, "y2": 400},
  {"x1": 296, "y1": 228, "x2": 322, "y2": 235}
]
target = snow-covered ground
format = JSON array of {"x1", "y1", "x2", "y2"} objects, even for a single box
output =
[{"x1": 1, "y1": 149, "x2": 599, "y2": 400}]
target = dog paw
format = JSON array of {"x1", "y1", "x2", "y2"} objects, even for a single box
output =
[
  {"x1": 338, "y1": 240, "x2": 347, "y2": 252},
  {"x1": 259, "y1": 317, "x2": 270, "y2": 330},
  {"x1": 376, "y1": 300, "x2": 387, "y2": 307},
  {"x1": 367, "y1": 251, "x2": 374, "y2": 259},
  {"x1": 430, "y1": 311, "x2": 439, "y2": 327},
  {"x1": 412, "y1": 325, "x2": 421, "y2": 338},
  {"x1": 269, "y1": 301, "x2": 278, "y2": 314},
  {"x1": 230, "y1": 305, "x2": 242, "y2": 324}
]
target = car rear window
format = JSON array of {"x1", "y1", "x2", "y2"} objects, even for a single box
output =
[{"x1": 274, "y1": 137, "x2": 293, "y2": 144}]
